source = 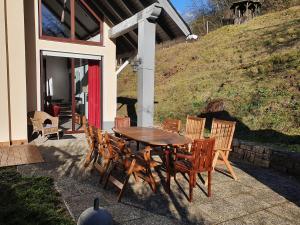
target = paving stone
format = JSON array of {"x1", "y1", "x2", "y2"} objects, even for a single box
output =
[
  {"x1": 224, "y1": 193, "x2": 271, "y2": 213},
  {"x1": 64, "y1": 191, "x2": 111, "y2": 220},
  {"x1": 121, "y1": 214, "x2": 188, "y2": 225},
  {"x1": 219, "y1": 210, "x2": 296, "y2": 225},
  {"x1": 104, "y1": 203, "x2": 155, "y2": 224},
  {"x1": 266, "y1": 202, "x2": 300, "y2": 223},
  {"x1": 196, "y1": 198, "x2": 248, "y2": 224},
  {"x1": 248, "y1": 189, "x2": 288, "y2": 206}
]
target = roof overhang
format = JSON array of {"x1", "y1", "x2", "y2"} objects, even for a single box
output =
[
  {"x1": 88, "y1": 0, "x2": 191, "y2": 57},
  {"x1": 42, "y1": 0, "x2": 191, "y2": 57}
]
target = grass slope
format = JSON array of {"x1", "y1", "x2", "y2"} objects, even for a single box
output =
[
  {"x1": 117, "y1": 7, "x2": 300, "y2": 150},
  {"x1": 0, "y1": 168, "x2": 75, "y2": 225}
]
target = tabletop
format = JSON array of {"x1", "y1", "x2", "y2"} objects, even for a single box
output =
[{"x1": 113, "y1": 127, "x2": 190, "y2": 146}]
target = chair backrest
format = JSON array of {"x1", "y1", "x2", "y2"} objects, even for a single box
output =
[
  {"x1": 114, "y1": 117, "x2": 131, "y2": 129},
  {"x1": 210, "y1": 119, "x2": 236, "y2": 151},
  {"x1": 29, "y1": 111, "x2": 58, "y2": 127},
  {"x1": 185, "y1": 116, "x2": 206, "y2": 141},
  {"x1": 191, "y1": 138, "x2": 215, "y2": 172},
  {"x1": 104, "y1": 133, "x2": 128, "y2": 159},
  {"x1": 162, "y1": 118, "x2": 181, "y2": 133}
]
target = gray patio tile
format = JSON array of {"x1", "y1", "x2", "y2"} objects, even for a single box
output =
[
  {"x1": 224, "y1": 193, "x2": 271, "y2": 213},
  {"x1": 121, "y1": 214, "x2": 187, "y2": 225},
  {"x1": 212, "y1": 181, "x2": 253, "y2": 199},
  {"x1": 55, "y1": 177, "x2": 100, "y2": 198},
  {"x1": 195, "y1": 198, "x2": 248, "y2": 224},
  {"x1": 64, "y1": 191, "x2": 111, "y2": 220},
  {"x1": 265, "y1": 202, "x2": 300, "y2": 224},
  {"x1": 104, "y1": 203, "x2": 155, "y2": 224},
  {"x1": 219, "y1": 210, "x2": 296, "y2": 225},
  {"x1": 248, "y1": 189, "x2": 288, "y2": 206}
]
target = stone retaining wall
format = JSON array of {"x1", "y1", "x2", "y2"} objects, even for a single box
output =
[{"x1": 230, "y1": 139, "x2": 300, "y2": 178}]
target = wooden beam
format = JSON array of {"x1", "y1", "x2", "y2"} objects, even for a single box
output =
[
  {"x1": 70, "y1": 0, "x2": 75, "y2": 39},
  {"x1": 157, "y1": 0, "x2": 191, "y2": 36},
  {"x1": 42, "y1": 0, "x2": 81, "y2": 38},
  {"x1": 90, "y1": 0, "x2": 136, "y2": 50},
  {"x1": 119, "y1": 0, "x2": 164, "y2": 43},
  {"x1": 79, "y1": 0, "x2": 102, "y2": 22},
  {"x1": 54, "y1": 0, "x2": 92, "y2": 35},
  {"x1": 131, "y1": 0, "x2": 173, "y2": 41},
  {"x1": 101, "y1": 0, "x2": 138, "y2": 43},
  {"x1": 109, "y1": 3, "x2": 162, "y2": 39}
]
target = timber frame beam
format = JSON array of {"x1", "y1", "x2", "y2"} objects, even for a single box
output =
[{"x1": 109, "y1": 3, "x2": 162, "y2": 39}]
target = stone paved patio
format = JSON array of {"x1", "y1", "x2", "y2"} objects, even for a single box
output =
[{"x1": 18, "y1": 134, "x2": 300, "y2": 225}]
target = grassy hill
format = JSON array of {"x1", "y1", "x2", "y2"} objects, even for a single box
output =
[{"x1": 117, "y1": 6, "x2": 300, "y2": 151}]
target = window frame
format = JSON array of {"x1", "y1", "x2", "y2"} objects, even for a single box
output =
[{"x1": 38, "y1": 0, "x2": 104, "y2": 46}]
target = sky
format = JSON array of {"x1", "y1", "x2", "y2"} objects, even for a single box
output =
[
  {"x1": 171, "y1": 0, "x2": 205, "y2": 22},
  {"x1": 171, "y1": 0, "x2": 192, "y2": 14}
]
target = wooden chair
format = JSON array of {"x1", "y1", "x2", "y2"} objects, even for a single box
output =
[
  {"x1": 210, "y1": 119, "x2": 237, "y2": 181},
  {"x1": 114, "y1": 116, "x2": 131, "y2": 129},
  {"x1": 83, "y1": 119, "x2": 97, "y2": 167},
  {"x1": 185, "y1": 116, "x2": 206, "y2": 141},
  {"x1": 162, "y1": 118, "x2": 181, "y2": 133},
  {"x1": 184, "y1": 116, "x2": 206, "y2": 152},
  {"x1": 103, "y1": 134, "x2": 158, "y2": 202},
  {"x1": 93, "y1": 130, "x2": 112, "y2": 183},
  {"x1": 174, "y1": 138, "x2": 215, "y2": 202}
]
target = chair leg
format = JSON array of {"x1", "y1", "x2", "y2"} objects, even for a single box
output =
[
  {"x1": 220, "y1": 151, "x2": 238, "y2": 181},
  {"x1": 189, "y1": 173, "x2": 194, "y2": 202},
  {"x1": 117, "y1": 159, "x2": 136, "y2": 202},
  {"x1": 99, "y1": 159, "x2": 111, "y2": 184},
  {"x1": 133, "y1": 172, "x2": 140, "y2": 183},
  {"x1": 104, "y1": 162, "x2": 115, "y2": 189},
  {"x1": 117, "y1": 174, "x2": 131, "y2": 202},
  {"x1": 205, "y1": 150, "x2": 220, "y2": 186},
  {"x1": 208, "y1": 171, "x2": 212, "y2": 197},
  {"x1": 212, "y1": 150, "x2": 220, "y2": 171},
  {"x1": 148, "y1": 169, "x2": 156, "y2": 192}
]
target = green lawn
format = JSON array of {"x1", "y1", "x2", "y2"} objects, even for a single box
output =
[{"x1": 0, "y1": 168, "x2": 75, "y2": 225}]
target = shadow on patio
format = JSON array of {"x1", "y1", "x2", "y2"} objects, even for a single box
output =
[{"x1": 17, "y1": 133, "x2": 300, "y2": 224}]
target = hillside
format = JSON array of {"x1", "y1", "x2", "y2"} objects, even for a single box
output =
[{"x1": 117, "y1": 6, "x2": 300, "y2": 150}]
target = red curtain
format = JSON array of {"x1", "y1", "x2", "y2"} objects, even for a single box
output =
[{"x1": 88, "y1": 60, "x2": 101, "y2": 128}]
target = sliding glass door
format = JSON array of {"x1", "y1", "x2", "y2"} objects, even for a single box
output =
[{"x1": 41, "y1": 51, "x2": 102, "y2": 133}]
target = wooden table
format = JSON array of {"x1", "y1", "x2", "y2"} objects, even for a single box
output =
[{"x1": 113, "y1": 127, "x2": 191, "y2": 192}]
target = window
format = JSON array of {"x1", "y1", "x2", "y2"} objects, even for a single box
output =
[{"x1": 39, "y1": 0, "x2": 103, "y2": 45}]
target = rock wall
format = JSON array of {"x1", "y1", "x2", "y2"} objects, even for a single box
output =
[{"x1": 230, "y1": 139, "x2": 300, "y2": 178}]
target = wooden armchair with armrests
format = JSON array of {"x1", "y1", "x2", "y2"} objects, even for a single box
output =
[
  {"x1": 103, "y1": 133, "x2": 158, "y2": 202},
  {"x1": 174, "y1": 138, "x2": 215, "y2": 202},
  {"x1": 210, "y1": 119, "x2": 237, "y2": 182}
]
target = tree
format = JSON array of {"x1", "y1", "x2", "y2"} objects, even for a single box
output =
[{"x1": 189, "y1": 0, "x2": 300, "y2": 35}]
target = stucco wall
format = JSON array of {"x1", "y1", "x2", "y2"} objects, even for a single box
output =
[
  {"x1": 5, "y1": 0, "x2": 28, "y2": 142},
  {"x1": 0, "y1": 0, "x2": 10, "y2": 144},
  {"x1": 24, "y1": 0, "x2": 37, "y2": 112}
]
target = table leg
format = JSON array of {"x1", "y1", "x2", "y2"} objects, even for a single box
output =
[
  {"x1": 136, "y1": 141, "x2": 140, "y2": 151},
  {"x1": 165, "y1": 148, "x2": 171, "y2": 193}
]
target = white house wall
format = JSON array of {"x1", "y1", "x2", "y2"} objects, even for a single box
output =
[
  {"x1": 0, "y1": 0, "x2": 10, "y2": 145},
  {"x1": 2, "y1": 0, "x2": 28, "y2": 144}
]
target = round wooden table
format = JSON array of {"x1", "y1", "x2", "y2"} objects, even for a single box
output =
[{"x1": 113, "y1": 127, "x2": 191, "y2": 193}]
